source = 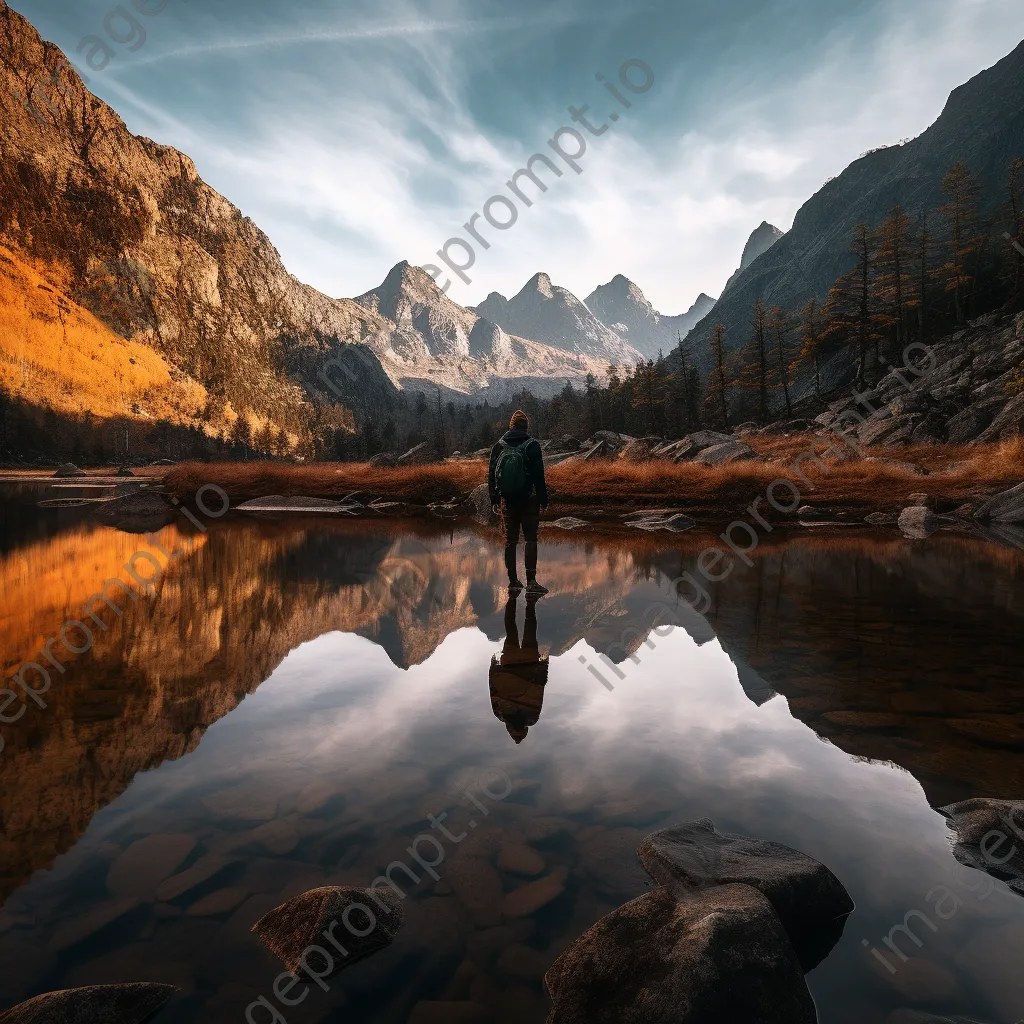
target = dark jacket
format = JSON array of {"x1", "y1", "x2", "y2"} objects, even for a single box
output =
[{"x1": 488, "y1": 428, "x2": 548, "y2": 506}]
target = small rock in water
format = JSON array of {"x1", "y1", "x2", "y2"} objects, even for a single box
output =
[
  {"x1": 897, "y1": 506, "x2": 954, "y2": 539},
  {"x1": 0, "y1": 983, "x2": 178, "y2": 1023},
  {"x1": 251, "y1": 885, "x2": 404, "y2": 977},
  {"x1": 53, "y1": 462, "x2": 86, "y2": 478},
  {"x1": 498, "y1": 844, "x2": 545, "y2": 877}
]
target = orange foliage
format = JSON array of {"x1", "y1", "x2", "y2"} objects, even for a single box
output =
[{"x1": 0, "y1": 244, "x2": 208, "y2": 426}]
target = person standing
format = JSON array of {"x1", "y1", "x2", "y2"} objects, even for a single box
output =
[{"x1": 489, "y1": 410, "x2": 549, "y2": 595}]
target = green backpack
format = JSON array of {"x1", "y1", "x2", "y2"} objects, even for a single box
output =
[{"x1": 495, "y1": 439, "x2": 534, "y2": 498}]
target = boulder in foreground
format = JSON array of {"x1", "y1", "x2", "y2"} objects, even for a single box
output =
[
  {"x1": 251, "y1": 885, "x2": 403, "y2": 977},
  {"x1": 544, "y1": 883, "x2": 816, "y2": 1024},
  {"x1": 637, "y1": 818, "x2": 853, "y2": 970},
  {"x1": 939, "y1": 797, "x2": 1024, "y2": 895},
  {"x1": 0, "y1": 983, "x2": 178, "y2": 1023}
]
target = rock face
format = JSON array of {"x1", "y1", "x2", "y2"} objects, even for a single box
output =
[
  {"x1": 939, "y1": 798, "x2": 1024, "y2": 895},
  {"x1": 637, "y1": 818, "x2": 853, "y2": 969},
  {"x1": 471, "y1": 273, "x2": 642, "y2": 364},
  {"x1": 0, "y1": 983, "x2": 178, "y2": 1023},
  {"x1": 584, "y1": 274, "x2": 717, "y2": 360},
  {"x1": 544, "y1": 884, "x2": 817, "y2": 1024},
  {"x1": 251, "y1": 886, "x2": 404, "y2": 976}
]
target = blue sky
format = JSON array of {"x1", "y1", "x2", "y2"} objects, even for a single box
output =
[{"x1": 14, "y1": 0, "x2": 1024, "y2": 311}]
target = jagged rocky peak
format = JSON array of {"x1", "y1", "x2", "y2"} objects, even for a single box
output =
[
  {"x1": 740, "y1": 222, "x2": 785, "y2": 271},
  {"x1": 524, "y1": 272, "x2": 555, "y2": 299},
  {"x1": 472, "y1": 291, "x2": 510, "y2": 322},
  {"x1": 586, "y1": 275, "x2": 659, "y2": 326},
  {"x1": 355, "y1": 260, "x2": 466, "y2": 325}
]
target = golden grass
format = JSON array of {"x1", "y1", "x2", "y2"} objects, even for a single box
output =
[
  {"x1": 0, "y1": 243, "x2": 209, "y2": 426},
  {"x1": 166, "y1": 460, "x2": 485, "y2": 505},
  {"x1": 166, "y1": 434, "x2": 1024, "y2": 517}
]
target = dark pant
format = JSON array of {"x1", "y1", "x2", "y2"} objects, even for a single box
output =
[{"x1": 504, "y1": 494, "x2": 540, "y2": 581}]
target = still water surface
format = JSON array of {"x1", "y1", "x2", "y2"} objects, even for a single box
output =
[{"x1": 1, "y1": 489, "x2": 1024, "y2": 1023}]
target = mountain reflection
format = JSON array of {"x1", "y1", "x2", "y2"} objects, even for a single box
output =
[{"x1": 1, "y1": 515, "x2": 1024, "y2": 906}]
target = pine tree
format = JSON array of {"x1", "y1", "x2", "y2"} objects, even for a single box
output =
[
  {"x1": 939, "y1": 161, "x2": 982, "y2": 324},
  {"x1": 704, "y1": 321, "x2": 730, "y2": 430},
  {"x1": 733, "y1": 298, "x2": 770, "y2": 423},
  {"x1": 767, "y1": 305, "x2": 795, "y2": 417},
  {"x1": 874, "y1": 205, "x2": 914, "y2": 356},
  {"x1": 798, "y1": 298, "x2": 824, "y2": 396}
]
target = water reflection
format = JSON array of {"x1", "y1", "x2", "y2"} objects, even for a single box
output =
[
  {"x1": 0, "y1": 508, "x2": 1023, "y2": 1022},
  {"x1": 489, "y1": 596, "x2": 549, "y2": 744}
]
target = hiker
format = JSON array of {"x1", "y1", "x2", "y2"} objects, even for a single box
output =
[
  {"x1": 489, "y1": 592, "x2": 549, "y2": 743},
  {"x1": 489, "y1": 410, "x2": 549, "y2": 595}
]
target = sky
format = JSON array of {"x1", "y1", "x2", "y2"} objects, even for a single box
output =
[{"x1": 13, "y1": 0, "x2": 1024, "y2": 312}]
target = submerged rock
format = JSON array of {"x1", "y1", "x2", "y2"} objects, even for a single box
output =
[
  {"x1": 549, "y1": 517, "x2": 589, "y2": 530},
  {"x1": 939, "y1": 798, "x2": 1024, "y2": 895},
  {"x1": 91, "y1": 490, "x2": 176, "y2": 532},
  {"x1": 627, "y1": 513, "x2": 696, "y2": 533},
  {"x1": 544, "y1": 884, "x2": 816, "y2": 1023},
  {"x1": 251, "y1": 885, "x2": 404, "y2": 977},
  {"x1": 237, "y1": 495, "x2": 351, "y2": 513},
  {"x1": 637, "y1": 818, "x2": 853, "y2": 970},
  {"x1": 0, "y1": 983, "x2": 178, "y2": 1023}
]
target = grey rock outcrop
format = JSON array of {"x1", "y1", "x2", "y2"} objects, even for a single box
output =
[
  {"x1": 0, "y1": 983, "x2": 178, "y2": 1023},
  {"x1": 696, "y1": 441, "x2": 757, "y2": 466},
  {"x1": 975, "y1": 481, "x2": 1024, "y2": 523},
  {"x1": 544, "y1": 883, "x2": 817, "y2": 1024}
]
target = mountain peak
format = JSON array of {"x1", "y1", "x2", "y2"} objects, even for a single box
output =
[
  {"x1": 739, "y1": 223, "x2": 785, "y2": 271},
  {"x1": 527, "y1": 272, "x2": 554, "y2": 298}
]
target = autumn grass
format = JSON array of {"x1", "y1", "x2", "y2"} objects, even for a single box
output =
[
  {"x1": 166, "y1": 460, "x2": 485, "y2": 505},
  {"x1": 166, "y1": 435, "x2": 1024, "y2": 520}
]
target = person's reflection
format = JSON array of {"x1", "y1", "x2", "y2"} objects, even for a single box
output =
[{"x1": 489, "y1": 593, "x2": 549, "y2": 744}]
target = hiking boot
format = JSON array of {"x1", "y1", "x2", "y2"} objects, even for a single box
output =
[
  {"x1": 508, "y1": 579, "x2": 524, "y2": 594},
  {"x1": 525, "y1": 580, "x2": 549, "y2": 596}
]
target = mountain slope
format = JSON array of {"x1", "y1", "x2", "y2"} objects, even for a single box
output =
[
  {"x1": 585, "y1": 275, "x2": 717, "y2": 359},
  {"x1": 474, "y1": 273, "x2": 643, "y2": 364},
  {"x1": 0, "y1": 0, "x2": 404, "y2": 445},
  {"x1": 684, "y1": 41, "x2": 1024, "y2": 372}
]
